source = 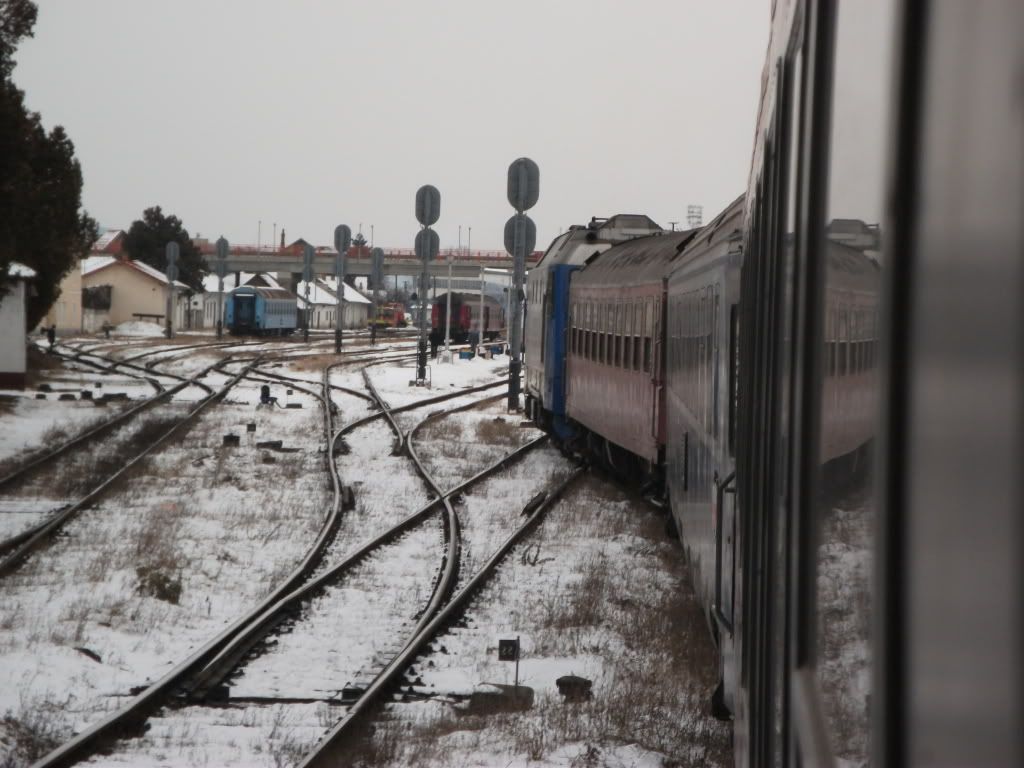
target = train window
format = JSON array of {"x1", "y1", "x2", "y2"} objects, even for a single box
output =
[
  {"x1": 713, "y1": 288, "x2": 720, "y2": 439},
  {"x1": 805, "y1": 1, "x2": 893, "y2": 764},
  {"x1": 728, "y1": 304, "x2": 737, "y2": 457}
]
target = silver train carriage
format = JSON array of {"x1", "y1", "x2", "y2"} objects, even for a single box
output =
[
  {"x1": 525, "y1": 214, "x2": 663, "y2": 430},
  {"x1": 722, "y1": 0, "x2": 1022, "y2": 765}
]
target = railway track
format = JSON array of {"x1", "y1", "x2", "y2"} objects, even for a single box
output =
[
  {"x1": 0, "y1": 358, "x2": 256, "y2": 576},
  {"x1": 299, "y1": 471, "x2": 584, "y2": 766},
  {"x1": 27, "y1": 366, "x2": 515, "y2": 768},
  {"x1": 52, "y1": 344, "x2": 200, "y2": 394},
  {"x1": 0, "y1": 360, "x2": 221, "y2": 500}
]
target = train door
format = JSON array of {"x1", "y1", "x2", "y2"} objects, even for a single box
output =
[{"x1": 235, "y1": 294, "x2": 255, "y2": 329}]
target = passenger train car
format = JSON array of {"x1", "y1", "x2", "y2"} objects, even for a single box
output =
[
  {"x1": 566, "y1": 228, "x2": 698, "y2": 479},
  {"x1": 524, "y1": 214, "x2": 663, "y2": 439},
  {"x1": 429, "y1": 291, "x2": 505, "y2": 346},
  {"x1": 225, "y1": 285, "x2": 298, "y2": 336},
  {"x1": 524, "y1": 0, "x2": 1022, "y2": 764}
]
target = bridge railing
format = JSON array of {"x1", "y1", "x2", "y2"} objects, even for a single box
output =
[{"x1": 198, "y1": 244, "x2": 541, "y2": 263}]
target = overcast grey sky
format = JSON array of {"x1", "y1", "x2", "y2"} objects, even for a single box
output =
[{"x1": 14, "y1": 1, "x2": 769, "y2": 251}]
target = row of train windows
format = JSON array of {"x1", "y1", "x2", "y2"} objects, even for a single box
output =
[
  {"x1": 668, "y1": 289, "x2": 720, "y2": 437},
  {"x1": 569, "y1": 327, "x2": 652, "y2": 373},
  {"x1": 826, "y1": 338, "x2": 878, "y2": 376},
  {"x1": 571, "y1": 298, "x2": 655, "y2": 338}
]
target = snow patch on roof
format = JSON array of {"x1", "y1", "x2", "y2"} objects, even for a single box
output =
[
  {"x1": 318, "y1": 277, "x2": 371, "y2": 304},
  {"x1": 8, "y1": 262, "x2": 36, "y2": 279},
  {"x1": 82, "y1": 256, "x2": 187, "y2": 288},
  {"x1": 81, "y1": 255, "x2": 116, "y2": 276}
]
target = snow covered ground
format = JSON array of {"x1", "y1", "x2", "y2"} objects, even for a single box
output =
[
  {"x1": 0, "y1": 372, "x2": 329, "y2": 766},
  {"x1": 1, "y1": 345, "x2": 728, "y2": 768}
]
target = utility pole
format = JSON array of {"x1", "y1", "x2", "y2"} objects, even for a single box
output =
[
  {"x1": 479, "y1": 265, "x2": 485, "y2": 350},
  {"x1": 302, "y1": 243, "x2": 314, "y2": 344},
  {"x1": 504, "y1": 157, "x2": 538, "y2": 412},
  {"x1": 370, "y1": 247, "x2": 384, "y2": 346},
  {"x1": 165, "y1": 242, "x2": 179, "y2": 339},
  {"x1": 443, "y1": 253, "x2": 453, "y2": 361}
]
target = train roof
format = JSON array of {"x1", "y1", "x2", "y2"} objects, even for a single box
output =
[
  {"x1": 432, "y1": 291, "x2": 503, "y2": 306},
  {"x1": 824, "y1": 238, "x2": 881, "y2": 293},
  {"x1": 572, "y1": 229, "x2": 700, "y2": 289},
  {"x1": 231, "y1": 285, "x2": 296, "y2": 301},
  {"x1": 669, "y1": 195, "x2": 745, "y2": 279},
  {"x1": 534, "y1": 214, "x2": 665, "y2": 270}
]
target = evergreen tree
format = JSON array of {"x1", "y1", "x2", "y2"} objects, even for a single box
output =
[
  {"x1": 0, "y1": 0, "x2": 97, "y2": 326},
  {"x1": 124, "y1": 206, "x2": 207, "y2": 291}
]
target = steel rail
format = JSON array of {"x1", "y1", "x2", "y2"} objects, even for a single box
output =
[
  {"x1": 0, "y1": 359, "x2": 256, "y2": 579},
  {"x1": 186, "y1": 429, "x2": 545, "y2": 700},
  {"x1": 48, "y1": 346, "x2": 167, "y2": 395},
  {"x1": 254, "y1": 367, "x2": 376, "y2": 404},
  {"x1": 0, "y1": 362, "x2": 222, "y2": 494},
  {"x1": 27, "y1": 369, "x2": 505, "y2": 768},
  {"x1": 298, "y1": 467, "x2": 584, "y2": 767}
]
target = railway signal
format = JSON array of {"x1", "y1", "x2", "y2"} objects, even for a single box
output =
[
  {"x1": 414, "y1": 185, "x2": 441, "y2": 383},
  {"x1": 334, "y1": 224, "x2": 352, "y2": 353},
  {"x1": 505, "y1": 157, "x2": 539, "y2": 411},
  {"x1": 165, "y1": 241, "x2": 180, "y2": 339},
  {"x1": 215, "y1": 237, "x2": 228, "y2": 339},
  {"x1": 370, "y1": 247, "x2": 384, "y2": 345}
]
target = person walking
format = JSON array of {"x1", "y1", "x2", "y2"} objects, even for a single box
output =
[{"x1": 46, "y1": 324, "x2": 56, "y2": 351}]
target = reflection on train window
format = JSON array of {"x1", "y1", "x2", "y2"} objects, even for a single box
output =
[{"x1": 812, "y1": 0, "x2": 891, "y2": 764}]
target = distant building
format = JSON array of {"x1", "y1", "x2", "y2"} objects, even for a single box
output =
[
  {"x1": 0, "y1": 263, "x2": 37, "y2": 388},
  {"x1": 297, "y1": 277, "x2": 370, "y2": 329},
  {"x1": 39, "y1": 230, "x2": 130, "y2": 333},
  {"x1": 81, "y1": 255, "x2": 189, "y2": 330}
]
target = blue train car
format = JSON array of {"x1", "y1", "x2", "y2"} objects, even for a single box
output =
[{"x1": 225, "y1": 286, "x2": 297, "y2": 336}]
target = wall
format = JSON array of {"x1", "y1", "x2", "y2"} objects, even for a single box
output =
[
  {"x1": 83, "y1": 263, "x2": 169, "y2": 325},
  {"x1": 41, "y1": 264, "x2": 82, "y2": 333}
]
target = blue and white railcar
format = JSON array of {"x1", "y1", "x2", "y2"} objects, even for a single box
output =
[
  {"x1": 524, "y1": 214, "x2": 663, "y2": 438},
  {"x1": 225, "y1": 286, "x2": 298, "y2": 336}
]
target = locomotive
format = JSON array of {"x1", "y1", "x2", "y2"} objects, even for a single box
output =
[
  {"x1": 525, "y1": 0, "x2": 1022, "y2": 764},
  {"x1": 369, "y1": 302, "x2": 406, "y2": 329}
]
